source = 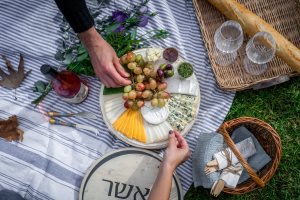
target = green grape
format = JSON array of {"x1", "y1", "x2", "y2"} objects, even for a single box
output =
[
  {"x1": 122, "y1": 93, "x2": 129, "y2": 100},
  {"x1": 149, "y1": 79, "x2": 157, "y2": 90},
  {"x1": 134, "y1": 67, "x2": 143, "y2": 75},
  {"x1": 159, "y1": 63, "x2": 167, "y2": 70},
  {"x1": 135, "y1": 54, "x2": 142, "y2": 62},
  {"x1": 142, "y1": 90, "x2": 152, "y2": 99},
  {"x1": 124, "y1": 85, "x2": 132, "y2": 93},
  {"x1": 128, "y1": 90, "x2": 137, "y2": 100},
  {"x1": 159, "y1": 91, "x2": 170, "y2": 99},
  {"x1": 136, "y1": 74, "x2": 145, "y2": 83},
  {"x1": 127, "y1": 52, "x2": 136, "y2": 63},
  {"x1": 137, "y1": 100, "x2": 145, "y2": 108},
  {"x1": 151, "y1": 98, "x2": 158, "y2": 107},
  {"x1": 157, "y1": 82, "x2": 167, "y2": 91},
  {"x1": 149, "y1": 69, "x2": 157, "y2": 78},
  {"x1": 143, "y1": 67, "x2": 151, "y2": 77},
  {"x1": 158, "y1": 98, "x2": 166, "y2": 107},
  {"x1": 128, "y1": 62, "x2": 137, "y2": 70},
  {"x1": 120, "y1": 54, "x2": 128, "y2": 64},
  {"x1": 145, "y1": 63, "x2": 154, "y2": 69}
]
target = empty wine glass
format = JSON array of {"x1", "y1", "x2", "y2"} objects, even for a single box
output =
[
  {"x1": 213, "y1": 20, "x2": 244, "y2": 66},
  {"x1": 243, "y1": 32, "x2": 276, "y2": 75}
]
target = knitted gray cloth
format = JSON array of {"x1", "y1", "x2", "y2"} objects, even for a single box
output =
[
  {"x1": 231, "y1": 126, "x2": 272, "y2": 184},
  {"x1": 192, "y1": 132, "x2": 224, "y2": 188}
]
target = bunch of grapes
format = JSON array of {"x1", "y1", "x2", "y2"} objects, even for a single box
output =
[{"x1": 120, "y1": 52, "x2": 173, "y2": 110}]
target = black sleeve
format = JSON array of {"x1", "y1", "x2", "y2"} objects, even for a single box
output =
[{"x1": 54, "y1": 0, "x2": 94, "y2": 33}]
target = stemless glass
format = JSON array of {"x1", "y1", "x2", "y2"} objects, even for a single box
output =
[
  {"x1": 243, "y1": 32, "x2": 276, "y2": 75},
  {"x1": 213, "y1": 20, "x2": 244, "y2": 66}
]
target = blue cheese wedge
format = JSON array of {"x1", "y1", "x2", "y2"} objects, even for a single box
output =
[{"x1": 167, "y1": 94, "x2": 198, "y2": 131}]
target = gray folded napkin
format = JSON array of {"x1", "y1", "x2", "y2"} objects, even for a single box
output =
[
  {"x1": 192, "y1": 132, "x2": 224, "y2": 188},
  {"x1": 231, "y1": 126, "x2": 272, "y2": 184}
]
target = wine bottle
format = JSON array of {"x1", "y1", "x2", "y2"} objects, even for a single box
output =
[{"x1": 40, "y1": 65, "x2": 88, "y2": 104}]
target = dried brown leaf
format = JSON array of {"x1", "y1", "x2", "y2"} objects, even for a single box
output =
[
  {"x1": 0, "y1": 54, "x2": 31, "y2": 89},
  {"x1": 0, "y1": 115, "x2": 24, "y2": 141}
]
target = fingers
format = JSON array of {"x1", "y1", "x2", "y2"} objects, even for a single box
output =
[
  {"x1": 167, "y1": 131, "x2": 177, "y2": 149},
  {"x1": 174, "y1": 131, "x2": 189, "y2": 149},
  {"x1": 108, "y1": 66, "x2": 131, "y2": 86},
  {"x1": 96, "y1": 62, "x2": 131, "y2": 87},
  {"x1": 114, "y1": 57, "x2": 130, "y2": 78}
]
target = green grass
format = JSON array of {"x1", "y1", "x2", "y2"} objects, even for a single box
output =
[{"x1": 185, "y1": 77, "x2": 300, "y2": 200}]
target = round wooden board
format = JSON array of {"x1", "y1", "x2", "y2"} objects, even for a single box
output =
[
  {"x1": 99, "y1": 48, "x2": 201, "y2": 149},
  {"x1": 79, "y1": 148, "x2": 183, "y2": 200}
]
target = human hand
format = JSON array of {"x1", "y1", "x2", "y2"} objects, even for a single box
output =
[
  {"x1": 79, "y1": 27, "x2": 131, "y2": 87},
  {"x1": 162, "y1": 130, "x2": 191, "y2": 172}
]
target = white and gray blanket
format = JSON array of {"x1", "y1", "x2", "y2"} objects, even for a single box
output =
[{"x1": 0, "y1": 0, "x2": 234, "y2": 199}]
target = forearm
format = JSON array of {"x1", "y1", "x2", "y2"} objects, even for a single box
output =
[
  {"x1": 148, "y1": 163, "x2": 174, "y2": 200},
  {"x1": 54, "y1": 0, "x2": 94, "y2": 33},
  {"x1": 78, "y1": 27, "x2": 105, "y2": 52}
]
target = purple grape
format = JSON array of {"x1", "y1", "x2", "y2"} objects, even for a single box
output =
[
  {"x1": 166, "y1": 64, "x2": 173, "y2": 70},
  {"x1": 157, "y1": 68, "x2": 164, "y2": 79}
]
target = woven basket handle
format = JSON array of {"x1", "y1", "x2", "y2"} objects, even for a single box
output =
[{"x1": 219, "y1": 123, "x2": 266, "y2": 188}]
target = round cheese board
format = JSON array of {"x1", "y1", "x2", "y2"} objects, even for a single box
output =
[
  {"x1": 79, "y1": 148, "x2": 183, "y2": 200},
  {"x1": 99, "y1": 47, "x2": 200, "y2": 149}
]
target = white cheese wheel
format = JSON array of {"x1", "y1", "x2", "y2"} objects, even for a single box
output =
[{"x1": 141, "y1": 102, "x2": 169, "y2": 125}]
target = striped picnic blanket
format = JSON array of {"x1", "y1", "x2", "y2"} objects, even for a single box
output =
[{"x1": 0, "y1": 0, "x2": 235, "y2": 199}]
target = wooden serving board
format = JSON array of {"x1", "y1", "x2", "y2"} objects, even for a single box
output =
[
  {"x1": 79, "y1": 148, "x2": 183, "y2": 200},
  {"x1": 99, "y1": 48, "x2": 200, "y2": 149}
]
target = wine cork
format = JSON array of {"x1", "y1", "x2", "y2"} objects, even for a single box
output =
[{"x1": 208, "y1": 0, "x2": 300, "y2": 72}]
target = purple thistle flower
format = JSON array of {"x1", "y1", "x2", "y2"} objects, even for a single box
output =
[
  {"x1": 114, "y1": 25, "x2": 125, "y2": 33},
  {"x1": 112, "y1": 10, "x2": 128, "y2": 23},
  {"x1": 139, "y1": 6, "x2": 148, "y2": 14},
  {"x1": 138, "y1": 15, "x2": 149, "y2": 27}
]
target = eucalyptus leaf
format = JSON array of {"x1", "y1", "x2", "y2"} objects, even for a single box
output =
[
  {"x1": 33, "y1": 80, "x2": 48, "y2": 93},
  {"x1": 54, "y1": 51, "x2": 64, "y2": 61},
  {"x1": 77, "y1": 52, "x2": 89, "y2": 62},
  {"x1": 63, "y1": 53, "x2": 74, "y2": 65},
  {"x1": 78, "y1": 44, "x2": 87, "y2": 54},
  {"x1": 31, "y1": 82, "x2": 52, "y2": 106}
]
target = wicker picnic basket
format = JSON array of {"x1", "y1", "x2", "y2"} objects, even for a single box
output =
[
  {"x1": 218, "y1": 117, "x2": 282, "y2": 194},
  {"x1": 192, "y1": 0, "x2": 300, "y2": 91}
]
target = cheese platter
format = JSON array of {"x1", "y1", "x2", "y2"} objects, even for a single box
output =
[{"x1": 100, "y1": 47, "x2": 200, "y2": 149}]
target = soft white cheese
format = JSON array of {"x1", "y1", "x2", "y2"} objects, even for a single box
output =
[
  {"x1": 165, "y1": 78, "x2": 199, "y2": 96},
  {"x1": 141, "y1": 102, "x2": 169, "y2": 125},
  {"x1": 146, "y1": 48, "x2": 162, "y2": 62}
]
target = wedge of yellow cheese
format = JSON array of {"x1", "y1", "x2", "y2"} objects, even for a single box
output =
[{"x1": 113, "y1": 109, "x2": 146, "y2": 143}]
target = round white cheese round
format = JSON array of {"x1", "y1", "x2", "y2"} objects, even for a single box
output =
[{"x1": 141, "y1": 102, "x2": 169, "y2": 125}]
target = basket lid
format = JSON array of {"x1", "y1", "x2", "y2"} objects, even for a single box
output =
[{"x1": 79, "y1": 148, "x2": 183, "y2": 200}]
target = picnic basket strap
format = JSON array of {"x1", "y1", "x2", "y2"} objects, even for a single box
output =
[{"x1": 219, "y1": 123, "x2": 266, "y2": 188}]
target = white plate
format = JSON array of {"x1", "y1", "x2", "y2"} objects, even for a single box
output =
[{"x1": 99, "y1": 48, "x2": 200, "y2": 149}]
